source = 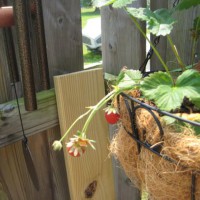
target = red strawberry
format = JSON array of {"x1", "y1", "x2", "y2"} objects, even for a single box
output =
[{"x1": 104, "y1": 106, "x2": 120, "y2": 124}]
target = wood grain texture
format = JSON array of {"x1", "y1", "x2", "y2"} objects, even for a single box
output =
[
  {"x1": 54, "y1": 68, "x2": 115, "y2": 200},
  {"x1": 166, "y1": 3, "x2": 200, "y2": 69},
  {"x1": 101, "y1": 0, "x2": 146, "y2": 75},
  {"x1": 0, "y1": 126, "x2": 69, "y2": 200},
  {"x1": 0, "y1": 89, "x2": 58, "y2": 146},
  {"x1": 0, "y1": 29, "x2": 11, "y2": 103},
  {"x1": 101, "y1": 3, "x2": 144, "y2": 199},
  {"x1": 42, "y1": 0, "x2": 83, "y2": 86}
]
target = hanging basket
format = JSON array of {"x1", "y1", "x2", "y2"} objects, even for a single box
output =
[{"x1": 110, "y1": 90, "x2": 200, "y2": 200}]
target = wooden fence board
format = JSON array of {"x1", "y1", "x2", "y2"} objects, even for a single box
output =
[
  {"x1": 167, "y1": 3, "x2": 200, "y2": 69},
  {"x1": 101, "y1": 0, "x2": 146, "y2": 75},
  {"x1": 0, "y1": 126, "x2": 69, "y2": 200},
  {"x1": 42, "y1": 0, "x2": 83, "y2": 86},
  {"x1": 54, "y1": 68, "x2": 115, "y2": 200},
  {"x1": 101, "y1": 2, "x2": 146, "y2": 200},
  {"x1": 0, "y1": 89, "x2": 58, "y2": 146}
]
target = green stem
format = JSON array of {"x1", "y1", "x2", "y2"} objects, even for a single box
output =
[
  {"x1": 167, "y1": 35, "x2": 186, "y2": 71},
  {"x1": 191, "y1": 40, "x2": 197, "y2": 68},
  {"x1": 81, "y1": 89, "x2": 118, "y2": 134},
  {"x1": 129, "y1": 15, "x2": 174, "y2": 83},
  {"x1": 191, "y1": 17, "x2": 200, "y2": 67},
  {"x1": 59, "y1": 109, "x2": 91, "y2": 142},
  {"x1": 129, "y1": 17, "x2": 166, "y2": 69}
]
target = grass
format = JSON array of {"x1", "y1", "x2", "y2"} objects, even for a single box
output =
[{"x1": 81, "y1": 7, "x2": 102, "y2": 66}]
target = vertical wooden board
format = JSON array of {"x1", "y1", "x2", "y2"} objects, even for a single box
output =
[
  {"x1": 167, "y1": 3, "x2": 200, "y2": 68},
  {"x1": 54, "y1": 68, "x2": 115, "y2": 200},
  {"x1": 0, "y1": 128, "x2": 69, "y2": 200},
  {"x1": 101, "y1": 0, "x2": 146, "y2": 75},
  {"x1": 46, "y1": 126, "x2": 70, "y2": 200},
  {"x1": 109, "y1": 125, "x2": 141, "y2": 200},
  {"x1": 0, "y1": 30, "x2": 11, "y2": 103},
  {"x1": 150, "y1": 0, "x2": 168, "y2": 71},
  {"x1": 42, "y1": 0, "x2": 83, "y2": 86}
]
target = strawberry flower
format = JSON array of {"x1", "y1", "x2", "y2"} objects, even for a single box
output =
[{"x1": 66, "y1": 134, "x2": 95, "y2": 157}]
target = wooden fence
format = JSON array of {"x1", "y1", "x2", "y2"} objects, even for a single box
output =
[{"x1": 0, "y1": 0, "x2": 200, "y2": 199}]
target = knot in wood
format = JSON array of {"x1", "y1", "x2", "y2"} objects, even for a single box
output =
[{"x1": 85, "y1": 180, "x2": 97, "y2": 198}]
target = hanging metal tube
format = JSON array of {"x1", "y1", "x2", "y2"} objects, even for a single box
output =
[
  {"x1": 0, "y1": 6, "x2": 14, "y2": 27},
  {"x1": 31, "y1": 0, "x2": 50, "y2": 90},
  {"x1": 0, "y1": 0, "x2": 19, "y2": 83},
  {"x1": 13, "y1": 0, "x2": 37, "y2": 111}
]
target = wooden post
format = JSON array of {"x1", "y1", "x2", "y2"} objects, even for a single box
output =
[
  {"x1": 101, "y1": 1, "x2": 146, "y2": 199},
  {"x1": 42, "y1": 0, "x2": 83, "y2": 86},
  {"x1": 54, "y1": 68, "x2": 116, "y2": 200},
  {"x1": 167, "y1": 3, "x2": 200, "y2": 68},
  {"x1": 101, "y1": 0, "x2": 146, "y2": 75}
]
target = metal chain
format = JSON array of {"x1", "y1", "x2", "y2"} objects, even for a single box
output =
[
  {"x1": 139, "y1": 0, "x2": 180, "y2": 74},
  {"x1": 139, "y1": 36, "x2": 160, "y2": 74}
]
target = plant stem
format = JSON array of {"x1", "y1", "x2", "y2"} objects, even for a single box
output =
[
  {"x1": 191, "y1": 17, "x2": 200, "y2": 67},
  {"x1": 129, "y1": 15, "x2": 174, "y2": 84},
  {"x1": 81, "y1": 89, "x2": 118, "y2": 134},
  {"x1": 167, "y1": 35, "x2": 186, "y2": 71},
  {"x1": 59, "y1": 109, "x2": 91, "y2": 142}
]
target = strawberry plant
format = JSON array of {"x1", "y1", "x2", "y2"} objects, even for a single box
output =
[{"x1": 53, "y1": 0, "x2": 200, "y2": 155}]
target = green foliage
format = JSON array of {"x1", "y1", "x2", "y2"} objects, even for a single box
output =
[
  {"x1": 176, "y1": 0, "x2": 200, "y2": 10},
  {"x1": 127, "y1": 7, "x2": 176, "y2": 36},
  {"x1": 93, "y1": 0, "x2": 136, "y2": 8},
  {"x1": 94, "y1": 0, "x2": 200, "y2": 112},
  {"x1": 112, "y1": 0, "x2": 136, "y2": 8},
  {"x1": 140, "y1": 70, "x2": 200, "y2": 111},
  {"x1": 114, "y1": 69, "x2": 200, "y2": 112},
  {"x1": 116, "y1": 70, "x2": 142, "y2": 89},
  {"x1": 191, "y1": 16, "x2": 200, "y2": 40}
]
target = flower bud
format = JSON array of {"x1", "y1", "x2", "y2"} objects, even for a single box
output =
[{"x1": 52, "y1": 140, "x2": 62, "y2": 151}]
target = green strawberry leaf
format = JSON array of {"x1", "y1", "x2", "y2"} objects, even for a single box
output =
[
  {"x1": 161, "y1": 116, "x2": 176, "y2": 125},
  {"x1": 117, "y1": 69, "x2": 142, "y2": 89},
  {"x1": 176, "y1": 0, "x2": 200, "y2": 11},
  {"x1": 93, "y1": 0, "x2": 136, "y2": 8},
  {"x1": 153, "y1": 85, "x2": 185, "y2": 111},
  {"x1": 141, "y1": 70, "x2": 200, "y2": 111},
  {"x1": 112, "y1": 0, "x2": 136, "y2": 8},
  {"x1": 127, "y1": 7, "x2": 176, "y2": 36},
  {"x1": 140, "y1": 71, "x2": 173, "y2": 101}
]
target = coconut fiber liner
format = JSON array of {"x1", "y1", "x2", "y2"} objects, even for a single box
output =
[{"x1": 110, "y1": 91, "x2": 200, "y2": 200}]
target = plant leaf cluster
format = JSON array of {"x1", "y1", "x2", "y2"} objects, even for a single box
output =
[
  {"x1": 116, "y1": 69, "x2": 200, "y2": 112},
  {"x1": 94, "y1": 0, "x2": 200, "y2": 36},
  {"x1": 94, "y1": 0, "x2": 200, "y2": 112}
]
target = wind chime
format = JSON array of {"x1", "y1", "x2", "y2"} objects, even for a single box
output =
[{"x1": 0, "y1": 0, "x2": 50, "y2": 190}]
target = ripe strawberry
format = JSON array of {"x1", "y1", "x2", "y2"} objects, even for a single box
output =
[{"x1": 104, "y1": 106, "x2": 120, "y2": 124}]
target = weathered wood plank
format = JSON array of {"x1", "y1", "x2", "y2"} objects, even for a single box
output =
[
  {"x1": 0, "y1": 89, "x2": 58, "y2": 147},
  {"x1": 0, "y1": 29, "x2": 11, "y2": 103},
  {"x1": 167, "y1": 3, "x2": 200, "y2": 68},
  {"x1": 101, "y1": 2, "x2": 145, "y2": 199},
  {"x1": 42, "y1": 0, "x2": 84, "y2": 86},
  {"x1": 101, "y1": 0, "x2": 146, "y2": 75},
  {"x1": 0, "y1": 126, "x2": 69, "y2": 200},
  {"x1": 54, "y1": 68, "x2": 116, "y2": 200}
]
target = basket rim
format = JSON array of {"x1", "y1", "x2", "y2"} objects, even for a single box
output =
[{"x1": 120, "y1": 92, "x2": 200, "y2": 127}]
